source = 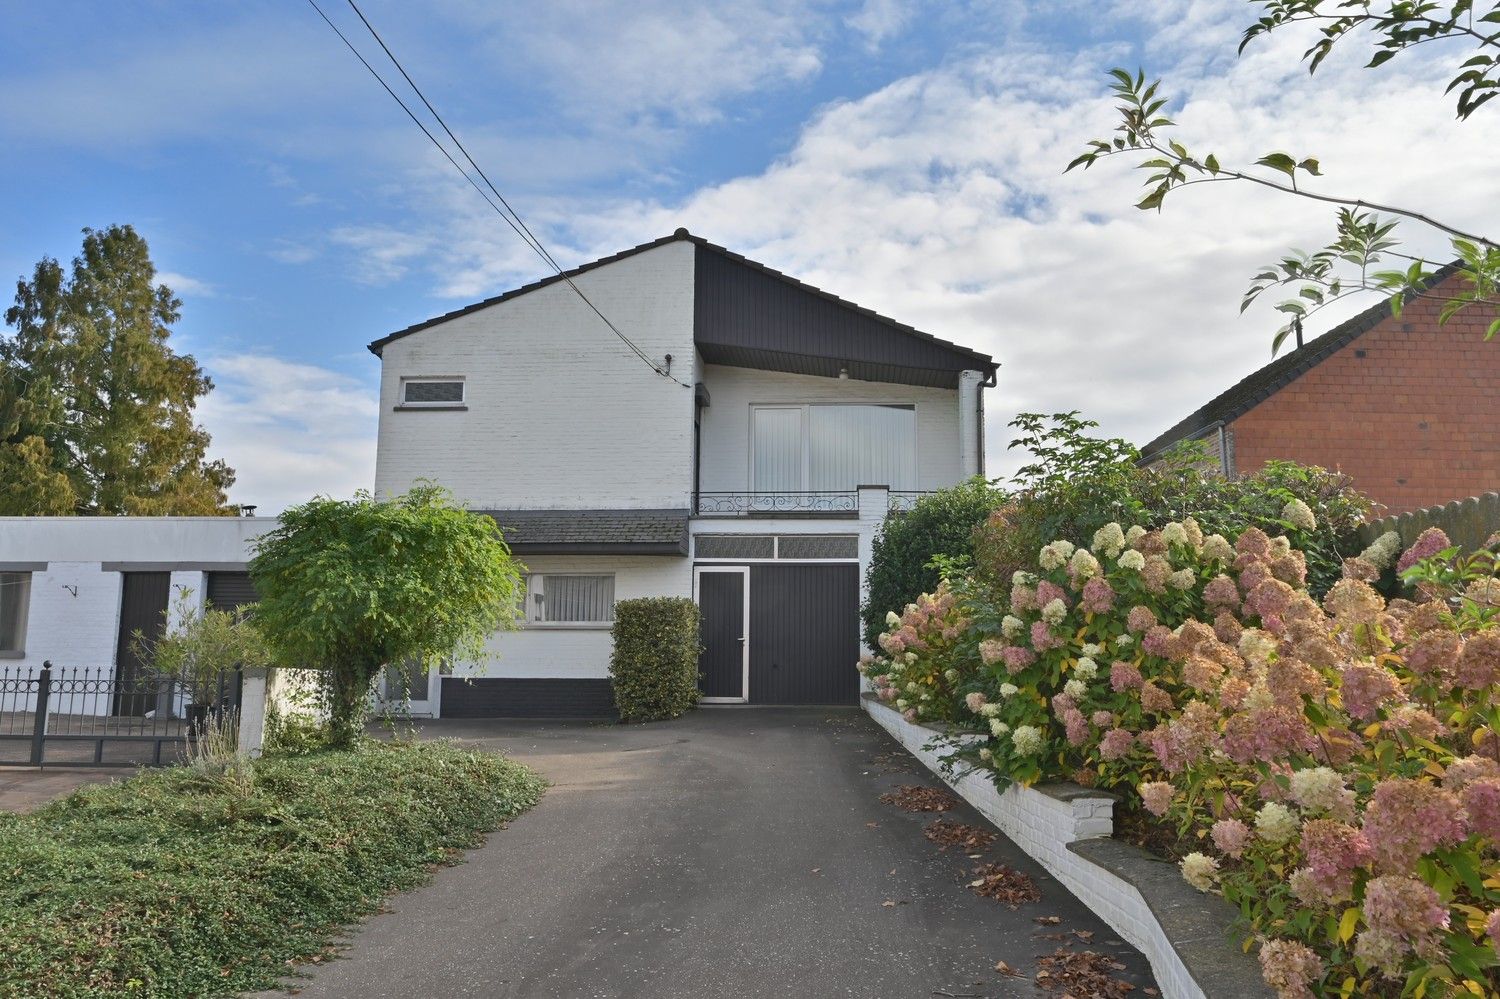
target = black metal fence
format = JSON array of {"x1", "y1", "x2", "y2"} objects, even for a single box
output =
[{"x1": 0, "y1": 661, "x2": 242, "y2": 767}]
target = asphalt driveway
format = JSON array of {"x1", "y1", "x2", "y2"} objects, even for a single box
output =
[{"x1": 258, "y1": 708, "x2": 1156, "y2": 999}]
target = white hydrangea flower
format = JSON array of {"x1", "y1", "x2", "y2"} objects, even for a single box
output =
[
  {"x1": 896, "y1": 698, "x2": 909, "y2": 709},
  {"x1": 1092, "y1": 522, "x2": 1126, "y2": 558},
  {"x1": 1255, "y1": 802, "x2": 1300, "y2": 844},
  {"x1": 1180, "y1": 852, "x2": 1219, "y2": 892},
  {"x1": 1359, "y1": 531, "x2": 1402, "y2": 570},
  {"x1": 1118, "y1": 550, "x2": 1146, "y2": 572},
  {"x1": 1074, "y1": 656, "x2": 1098, "y2": 680},
  {"x1": 943, "y1": 668, "x2": 959, "y2": 682},
  {"x1": 1039, "y1": 543, "x2": 1067, "y2": 571},
  {"x1": 981, "y1": 702, "x2": 1002, "y2": 717},
  {"x1": 1161, "y1": 522, "x2": 1189, "y2": 547},
  {"x1": 1169, "y1": 569, "x2": 1197, "y2": 590},
  {"x1": 1282, "y1": 498, "x2": 1317, "y2": 532},
  {"x1": 1069, "y1": 547, "x2": 1101, "y2": 581},
  {"x1": 885, "y1": 610, "x2": 901, "y2": 628},
  {"x1": 1125, "y1": 525, "x2": 1147, "y2": 544},
  {"x1": 978, "y1": 747, "x2": 993, "y2": 762},
  {"x1": 1238, "y1": 629, "x2": 1276, "y2": 666},
  {"x1": 1001, "y1": 615, "x2": 1024, "y2": 639},
  {"x1": 904, "y1": 652, "x2": 918, "y2": 664},
  {"x1": 906, "y1": 681, "x2": 921, "y2": 694},
  {"x1": 1063, "y1": 678, "x2": 1087, "y2": 700},
  {"x1": 1012, "y1": 570, "x2": 1036, "y2": 586},
  {"x1": 1041, "y1": 598, "x2": 1068, "y2": 625},
  {"x1": 1079, "y1": 643, "x2": 1102, "y2": 657},
  {"x1": 1288, "y1": 767, "x2": 1346, "y2": 813},
  {"x1": 1270, "y1": 535, "x2": 1292, "y2": 558},
  {"x1": 1202, "y1": 534, "x2": 1235, "y2": 562},
  {"x1": 999, "y1": 682, "x2": 1019, "y2": 698},
  {"x1": 989, "y1": 718, "x2": 1009, "y2": 737},
  {"x1": 1115, "y1": 634, "x2": 1135, "y2": 647},
  {"x1": 1011, "y1": 725, "x2": 1044, "y2": 755}
]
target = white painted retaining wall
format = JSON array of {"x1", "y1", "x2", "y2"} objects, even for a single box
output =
[{"x1": 863, "y1": 695, "x2": 1234, "y2": 999}]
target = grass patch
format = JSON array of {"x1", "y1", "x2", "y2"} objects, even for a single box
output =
[{"x1": 0, "y1": 741, "x2": 545, "y2": 998}]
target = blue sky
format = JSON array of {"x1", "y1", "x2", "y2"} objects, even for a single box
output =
[{"x1": 2, "y1": 1, "x2": 1494, "y2": 511}]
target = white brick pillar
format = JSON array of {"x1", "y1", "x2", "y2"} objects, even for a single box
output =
[
  {"x1": 958, "y1": 369, "x2": 985, "y2": 479},
  {"x1": 856, "y1": 485, "x2": 890, "y2": 660},
  {"x1": 237, "y1": 667, "x2": 269, "y2": 758}
]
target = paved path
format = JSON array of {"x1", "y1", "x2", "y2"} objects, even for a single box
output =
[
  {"x1": 257, "y1": 708, "x2": 1156, "y2": 998},
  {"x1": 0, "y1": 767, "x2": 126, "y2": 813}
]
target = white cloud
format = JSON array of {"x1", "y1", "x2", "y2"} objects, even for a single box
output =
[
  {"x1": 846, "y1": 0, "x2": 918, "y2": 50},
  {"x1": 328, "y1": 225, "x2": 435, "y2": 285},
  {"x1": 196, "y1": 354, "x2": 378, "y2": 515},
  {"x1": 157, "y1": 272, "x2": 215, "y2": 298}
]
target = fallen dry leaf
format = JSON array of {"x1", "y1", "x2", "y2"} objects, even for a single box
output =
[
  {"x1": 1034, "y1": 915, "x2": 1062, "y2": 925},
  {"x1": 879, "y1": 784, "x2": 957, "y2": 812},
  {"x1": 1034, "y1": 947, "x2": 1138, "y2": 998},
  {"x1": 967, "y1": 864, "x2": 1042, "y2": 908},
  {"x1": 924, "y1": 818, "x2": 997, "y2": 852}
]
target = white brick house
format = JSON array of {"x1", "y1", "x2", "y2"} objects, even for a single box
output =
[
  {"x1": 366, "y1": 229, "x2": 996, "y2": 716},
  {"x1": 0, "y1": 230, "x2": 995, "y2": 719}
]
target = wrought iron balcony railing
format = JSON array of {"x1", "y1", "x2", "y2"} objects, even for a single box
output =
[
  {"x1": 887, "y1": 491, "x2": 932, "y2": 513},
  {"x1": 694, "y1": 491, "x2": 859, "y2": 516}
]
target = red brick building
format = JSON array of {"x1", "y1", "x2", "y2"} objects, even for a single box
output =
[{"x1": 1140, "y1": 272, "x2": 1500, "y2": 515}]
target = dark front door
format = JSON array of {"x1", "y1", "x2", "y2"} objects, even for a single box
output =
[
  {"x1": 113, "y1": 572, "x2": 171, "y2": 716},
  {"x1": 696, "y1": 568, "x2": 747, "y2": 700},
  {"x1": 749, "y1": 563, "x2": 860, "y2": 705}
]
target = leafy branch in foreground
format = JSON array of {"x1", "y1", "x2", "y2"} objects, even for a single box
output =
[{"x1": 1068, "y1": 0, "x2": 1500, "y2": 354}]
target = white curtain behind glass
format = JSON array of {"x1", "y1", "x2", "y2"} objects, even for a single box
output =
[
  {"x1": 808, "y1": 405, "x2": 916, "y2": 490},
  {"x1": 0, "y1": 573, "x2": 28, "y2": 651},
  {"x1": 751, "y1": 406, "x2": 803, "y2": 493},
  {"x1": 541, "y1": 575, "x2": 615, "y2": 623}
]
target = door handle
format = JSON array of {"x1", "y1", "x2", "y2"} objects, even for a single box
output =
[{"x1": 737, "y1": 636, "x2": 747, "y2": 644}]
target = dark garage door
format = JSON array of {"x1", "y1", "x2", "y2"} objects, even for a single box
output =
[{"x1": 748, "y1": 563, "x2": 859, "y2": 705}]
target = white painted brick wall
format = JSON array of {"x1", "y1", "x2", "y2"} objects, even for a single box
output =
[
  {"x1": 864, "y1": 696, "x2": 1211, "y2": 999},
  {"x1": 457, "y1": 553, "x2": 692, "y2": 680},
  {"x1": 13, "y1": 562, "x2": 121, "y2": 673},
  {"x1": 696, "y1": 363, "x2": 967, "y2": 493},
  {"x1": 373, "y1": 241, "x2": 698, "y2": 509}
]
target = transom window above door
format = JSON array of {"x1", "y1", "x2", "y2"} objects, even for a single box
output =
[{"x1": 751, "y1": 404, "x2": 916, "y2": 493}]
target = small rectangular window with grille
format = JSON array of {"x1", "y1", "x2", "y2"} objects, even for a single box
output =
[{"x1": 401, "y1": 378, "x2": 465, "y2": 406}]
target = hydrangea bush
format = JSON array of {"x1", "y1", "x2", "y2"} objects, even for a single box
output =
[{"x1": 861, "y1": 509, "x2": 1500, "y2": 997}]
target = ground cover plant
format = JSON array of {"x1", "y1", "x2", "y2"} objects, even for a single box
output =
[
  {"x1": 0, "y1": 741, "x2": 545, "y2": 998},
  {"x1": 863, "y1": 510, "x2": 1500, "y2": 996}
]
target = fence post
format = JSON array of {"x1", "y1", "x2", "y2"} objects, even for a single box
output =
[
  {"x1": 30, "y1": 662, "x2": 52, "y2": 766},
  {"x1": 237, "y1": 667, "x2": 269, "y2": 759}
]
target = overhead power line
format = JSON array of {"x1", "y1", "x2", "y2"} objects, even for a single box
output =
[{"x1": 306, "y1": 0, "x2": 688, "y2": 387}]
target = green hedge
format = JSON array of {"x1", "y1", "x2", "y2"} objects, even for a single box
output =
[
  {"x1": 609, "y1": 597, "x2": 701, "y2": 722},
  {"x1": 862, "y1": 478, "x2": 1009, "y2": 648}
]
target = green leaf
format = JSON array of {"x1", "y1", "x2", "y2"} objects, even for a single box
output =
[
  {"x1": 1367, "y1": 49, "x2": 1397, "y2": 68},
  {"x1": 1255, "y1": 152, "x2": 1298, "y2": 178},
  {"x1": 1297, "y1": 158, "x2": 1321, "y2": 176},
  {"x1": 1204, "y1": 153, "x2": 1219, "y2": 175}
]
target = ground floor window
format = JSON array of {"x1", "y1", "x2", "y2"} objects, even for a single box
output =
[
  {"x1": 524, "y1": 574, "x2": 616, "y2": 625},
  {"x1": 0, "y1": 572, "x2": 31, "y2": 656}
]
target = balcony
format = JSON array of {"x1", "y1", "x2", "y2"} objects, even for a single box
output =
[{"x1": 693, "y1": 489, "x2": 934, "y2": 517}]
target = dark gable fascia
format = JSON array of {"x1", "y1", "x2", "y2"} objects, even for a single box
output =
[
  {"x1": 691, "y1": 241, "x2": 996, "y2": 390},
  {"x1": 367, "y1": 230, "x2": 998, "y2": 389},
  {"x1": 1137, "y1": 263, "x2": 1463, "y2": 463}
]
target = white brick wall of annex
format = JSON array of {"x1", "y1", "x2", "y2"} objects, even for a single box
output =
[
  {"x1": 373, "y1": 240, "x2": 698, "y2": 510},
  {"x1": 695, "y1": 363, "x2": 968, "y2": 494},
  {"x1": 459, "y1": 554, "x2": 692, "y2": 681}
]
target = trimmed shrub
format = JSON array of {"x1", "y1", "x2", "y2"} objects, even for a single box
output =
[
  {"x1": 610, "y1": 597, "x2": 702, "y2": 722},
  {"x1": 862, "y1": 477, "x2": 1009, "y2": 648}
]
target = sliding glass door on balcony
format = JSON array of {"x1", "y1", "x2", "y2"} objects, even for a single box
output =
[{"x1": 750, "y1": 403, "x2": 917, "y2": 496}]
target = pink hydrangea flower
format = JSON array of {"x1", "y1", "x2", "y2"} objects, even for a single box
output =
[
  {"x1": 1126, "y1": 605, "x2": 1157, "y2": 634},
  {"x1": 1361, "y1": 778, "x2": 1469, "y2": 873},
  {"x1": 1461, "y1": 777, "x2": 1500, "y2": 841},
  {"x1": 1090, "y1": 709, "x2": 1114, "y2": 728},
  {"x1": 1221, "y1": 707, "x2": 1316, "y2": 765},
  {"x1": 1030, "y1": 619, "x2": 1063, "y2": 652},
  {"x1": 1339, "y1": 662, "x2": 1402, "y2": 721},
  {"x1": 1081, "y1": 575, "x2": 1115, "y2": 614},
  {"x1": 1110, "y1": 660, "x2": 1143, "y2": 692},
  {"x1": 978, "y1": 638, "x2": 1004, "y2": 665},
  {"x1": 902, "y1": 708, "x2": 918, "y2": 722},
  {"x1": 1299, "y1": 820, "x2": 1373, "y2": 900},
  {"x1": 1010, "y1": 582, "x2": 1039, "y2": 611},
  {"x1": 1140, "y1": 681, "x2": 1174, "y2": 714},
  {"x1": 1035, "y1": 579, "x2": 1070, "y2": 609},
  {"x1": 878, "y1": 686, "x2": 897, "y2": 702},
  {"x1": 1396, "y1": 527, "x2": 1452, "y2": 573},
  {"x1": 1456, "y1": 632, "x2": 1500, "y2": 690},
  {"x1": 1142, "y1": 625, "x2": 1175, "y2": 659},
  {"x1": 1139, "y1": 781, "x2": 1173, "y2": 817},
  {"x1": 1258, "y1": 939, "x2": 1322, "y2": 999},
  {"x1": 1203, "y1": 574, "x2": 1240, "y2": 610},
  {"x1": 1487, "y1": 910, "x2": 1500, "y2": 954},
  {"x1": 1404, "y1": 630, "x2": 1460, "y2": 680},
  {"x1": 1211, "y1": 818, "x2": 1251, "y2": 859},
  {"x1": 1063, "y1": 708, "x2": 1089, "y2": 746},
  {"x1": 1098, "y1": 728, "x2": 1134, "y2": 761},
  {"x1": 1443, "y1": 754, "x2": 1500, "y2": 791},
  {"x1": 1362, "y1": 874, "x2": 1449, "y2": 965},
  {"x1": 964, "y1": 691, "x2": 987, "y2": 714},
  {"x1": 1236, "y1": 527, "x2": 1272, "y2": 560},
  {"x1": 1000, "y1": 645, "x2": 1036, "y2": 673}
]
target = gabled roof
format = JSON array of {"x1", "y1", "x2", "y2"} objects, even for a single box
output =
[
  {"x1": 478, "y1": 508, "x2": 689, "y2": 555},
  {"x1": 367, "y1": 229, "x2": 996, "y2": 388},
  {"x1": 1138, "y1": 264, "x2": 1462, "y2": 462}
]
